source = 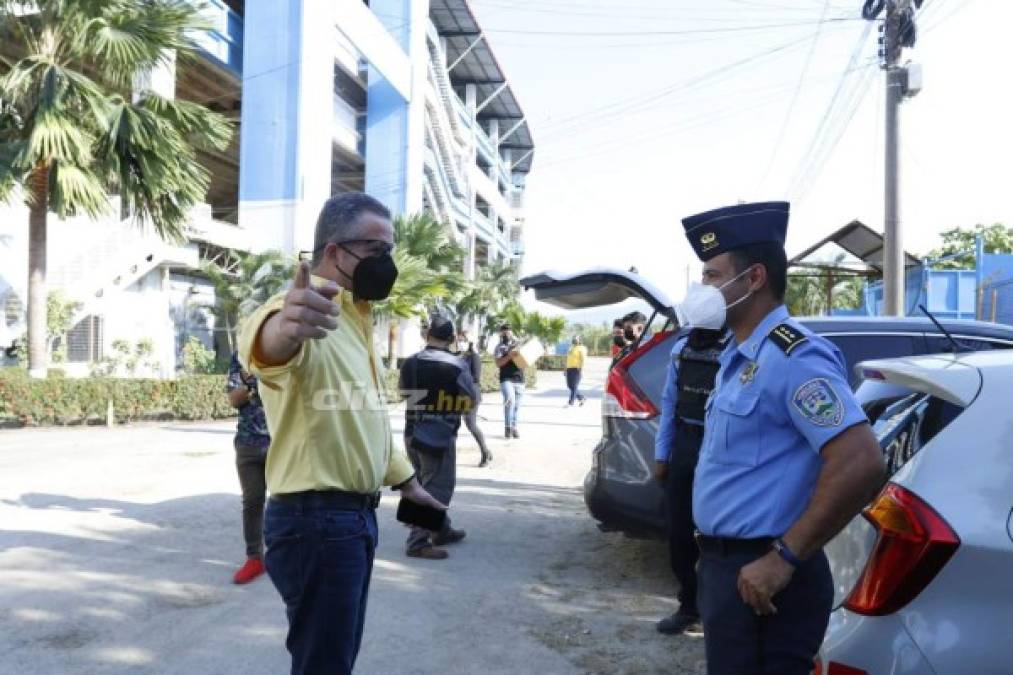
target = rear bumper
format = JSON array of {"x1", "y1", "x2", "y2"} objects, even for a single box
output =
[
  {"x1": 583, "y1": 436, "x2": 665, "y2": 537},
  {"x1": 818, "y1": 608, "x2": 934, "y2": 675}
]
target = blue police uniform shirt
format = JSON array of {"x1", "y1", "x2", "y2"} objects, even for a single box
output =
[
  {"x1": 655, "y1": 335, "x2": 707, "y2": 462},
  {"x1": 693, "y1": 305, "x2": 867, "y2": 539}
]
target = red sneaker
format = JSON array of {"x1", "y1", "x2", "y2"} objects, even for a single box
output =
[{"x1": 232, "y1": 556, "x2": 265, "y2": 585}]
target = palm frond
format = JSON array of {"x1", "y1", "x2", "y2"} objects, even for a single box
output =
[
  {"x1": 139, "y1": 94, "x2": 232, "y2": 152},
  {"x1": 48, "y1": 160, "x2": 109, "y2": 218}
]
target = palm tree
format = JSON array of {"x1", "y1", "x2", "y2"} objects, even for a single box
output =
[
  {"x1": 457, "y1": 260, "x2": 520, "y2": 341},
  {"x1": 0, "y1": 0, "x2": 232, "y2": 376},
  {"x1": 201, "y1": 250, "x2": 294, "y2": 355},
  {"x1": 786, "y1": 272, "x2": 867, "y2": 316}
]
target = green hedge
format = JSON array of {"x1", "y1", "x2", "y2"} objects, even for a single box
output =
[
  {"x1": 0, "y1": 369, "x2": 235, "y2": 427},
  {"x1": 536, "y1": 355, "x2": 568, "y2": 371},
  {"x1": 382, "y1": 357, "x2": 537, "y2": 403}
]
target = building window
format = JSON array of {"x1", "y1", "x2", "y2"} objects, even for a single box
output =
[{"x1": 67, "y1": 315, "x2": 104, "y2": 363}]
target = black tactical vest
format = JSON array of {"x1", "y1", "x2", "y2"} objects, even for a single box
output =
[{"x1": 675, "y1": 329, "x2": 728, "y2": 423}]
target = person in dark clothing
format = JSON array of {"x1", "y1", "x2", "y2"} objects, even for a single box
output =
[
  {"x1": 226, "y1": 352, "x2": 271, "y2": 585},
  {"x1": 653, "y1": 328, "x2": 729, "y2": 634},
  {"x1": 399, "y1": 316, "x2": 479, "y2": 560},
  {"x1": 493, "y1": 323, "x2": 524, "y2": 439},
  {"x1": 610, "y1": 318, "x2": 626, "y2": 361},
  {"x1": 613, "y1": 311, "x2": 650, "y2": 367},
  {"x1": 457, "y1": 330, "x2": 493, "y2": 467}
]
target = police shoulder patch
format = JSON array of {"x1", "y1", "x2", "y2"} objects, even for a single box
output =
[
  {"x1": 769, "y1": 322, "x2": 808, "y2": 356},
  {"x1": 792, "y1": 378, "x2": 843, "y2": 427}
]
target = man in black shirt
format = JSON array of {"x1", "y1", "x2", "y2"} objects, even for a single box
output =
[
  {"x1": 493, "y1": 323, "x2": 524, "y2": 439},
  {"x1": 457, "y1": 330, "x2": 493, "y2": 467},
  {"x1": 399, "y1": 316, "x2": 479, "y2": 560}
]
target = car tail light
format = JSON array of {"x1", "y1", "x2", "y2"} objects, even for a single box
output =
[
  {"x1": 844, "y1": 483, "x2": 959, "y2": 616},
  {"x1": 602, "y1": 332, "x2": 669, "y2": 420}
]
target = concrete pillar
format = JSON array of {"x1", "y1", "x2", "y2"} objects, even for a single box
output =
[
  {"x1": 365, "y1": 0, "x2": 429, "y2": 216},
  {"x1": 439, "y1": 37, "x2": 449, "y2": 66},
  {"x1": 465, "y1": 84, "x2": 477, "y2": 118},
  {"x1": 488, "y1": 118, "x2": 500, "y2": 146},
  {"x1": 239, "y1": 0, "x2": 334, "y2": 255}
]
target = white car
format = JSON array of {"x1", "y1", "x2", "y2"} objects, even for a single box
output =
[{"x1": 817, "y1": 350, "x2": 1013, "y2": 675}]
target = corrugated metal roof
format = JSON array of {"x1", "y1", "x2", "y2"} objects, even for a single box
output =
[{"x1": 430, "y1": 0, "x2": 534, "y2": 173}]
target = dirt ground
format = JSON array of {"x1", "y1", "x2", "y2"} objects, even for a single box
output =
[{"x1": 0, "y1": 358, "x2": 705, "y2": 674}]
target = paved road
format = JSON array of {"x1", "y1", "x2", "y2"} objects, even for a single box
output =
[{"x1": 0, "y1": 358, "x2": 705, "y2": 674}]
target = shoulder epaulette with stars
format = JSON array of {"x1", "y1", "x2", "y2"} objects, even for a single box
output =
[{"x1": 769, "y1": 322, "x2": 808, "y2": 356}]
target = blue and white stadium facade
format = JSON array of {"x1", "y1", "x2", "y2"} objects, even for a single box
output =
[{"x1": 0, "y1": 0, "x2": 534, "y2": 374}]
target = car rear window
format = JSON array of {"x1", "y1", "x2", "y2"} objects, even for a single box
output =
[
  {"x1": 860, "y1": 386, "x2": 966, "y2": 477},
  {"x1": 822, "y1": 335, "x2": 923, "y2": 386}
]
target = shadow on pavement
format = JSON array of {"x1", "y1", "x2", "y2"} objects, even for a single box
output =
[{"x1": 0, "y1": 491, "x2": 287, "y2": 675}]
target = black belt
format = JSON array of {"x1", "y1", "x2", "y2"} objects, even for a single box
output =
[
  {"x1": 695, "y1": 534, "x2": 773, "y2": 557},
  {"x1": 271, "y1": 490, "x2": 381, "y2": 511}
]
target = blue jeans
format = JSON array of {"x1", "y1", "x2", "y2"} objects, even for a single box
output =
[
  {"x1": 264, "y1": 496, "x2": 378, "y2": 675},
  {"x1": 500, "y1": 380, "x2": 524, "y2": 428}
]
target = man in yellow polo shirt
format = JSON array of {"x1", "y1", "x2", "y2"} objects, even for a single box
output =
[{"x1": 238, "y1": 192, "x2": 445, "y2": 675}]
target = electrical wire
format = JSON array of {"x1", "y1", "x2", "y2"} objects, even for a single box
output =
[
  {"x1": 755, "y1": 0, "x2": 833, "y2": 193},
  {"x1": 537, "y1": 30, "x2": 829, "y2": 139},
  {"x1": 785, "y1": 22, "x2": 874, "y2": 197},
  {"x1": 477, "y1": 17, "x2": 861, "y2": 38}
]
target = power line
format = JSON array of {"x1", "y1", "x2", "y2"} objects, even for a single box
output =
[
  {"x1": 785, "y1": 22, "x2": 874, "y2": 197},
  {"x1": 477, "y1": 17, "x2": 861, "y2": 37},
  {"x1": 537, "y1": 30, "x2": 829, "y2": 138},
  {"x1": 755, "y1": 0, "x2": 833, "y2": 194}
]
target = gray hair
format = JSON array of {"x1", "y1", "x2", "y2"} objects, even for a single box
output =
[{"x1": 312, "y1": 193, "x2": 391, "y2": 265}]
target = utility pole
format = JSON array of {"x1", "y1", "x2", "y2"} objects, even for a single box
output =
[
  {"x1": 875, "y1": 0, "x2": 922, "y2": 315},
  {"x1": 883, "y1": 0, "x2": 906, "y2": 316}
]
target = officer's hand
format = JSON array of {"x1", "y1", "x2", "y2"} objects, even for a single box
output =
[
  {"x1": 278, "y1": 262, "x2": 342, "y2": 343},
  {"x1": 399, "y1": 476, "x2": 448, "y2": 511},
  {"x1": 737, "y1": 551, "x2": 794, "y2": 616},
  {"x1": 653, "y1": 461, "x2": 669, "y2": 483}
]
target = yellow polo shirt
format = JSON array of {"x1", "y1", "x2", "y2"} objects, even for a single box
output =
[
  {"x1": 237, "y1": 279, "x2": 414, "y2": 496},
  {"x1": 566, "y1": 345, "x2": 588, "y2": 370}
]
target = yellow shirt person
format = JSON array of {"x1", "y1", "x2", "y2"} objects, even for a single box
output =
[
  {"x1": 239, "y1": 280, "x2": 413, "y2": 495},
  {"x1": 237, "y1": 194, "x2": 445, "y2": 674},
  {"x1": 566, "y1": 342, "x2": 588, "y2": 370},
  {"x1": 565, "y1": 337, "x2": 588, "y2": 406}
]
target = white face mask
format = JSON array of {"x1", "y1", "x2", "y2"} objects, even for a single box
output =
[{"x1": 676, "y1": 267, "x2": 755, "y2": 330}]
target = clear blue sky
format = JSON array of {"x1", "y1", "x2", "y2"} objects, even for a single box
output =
[{"x1": 466, "y1": 0, "x2": 1013, "y2": 316}]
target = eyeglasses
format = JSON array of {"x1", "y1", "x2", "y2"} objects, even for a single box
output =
[{"x1": 338, "y1": 239, "x2": 395, "y2": 257}]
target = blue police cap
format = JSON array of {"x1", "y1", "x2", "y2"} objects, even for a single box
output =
[{"x1": 682, "y1": 201, "x2": 790, "y2": 262}]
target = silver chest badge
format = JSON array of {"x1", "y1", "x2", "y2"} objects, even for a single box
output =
[{"x1": 740, "y1": 362, "x2": 759, "y2": 385}]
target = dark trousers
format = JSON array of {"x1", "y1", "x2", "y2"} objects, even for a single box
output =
[
  {"x1": 462, "y1": 407, "x2": 491, "y2": 459},
  {"x1": 264, "y1": 495, "x2": 378, "y2": 675},
  {"x1": 697, "y1": 546, "x2": 834, "y2": 675},
  {"x1": 565, "y1": 367, "x2": 585, "y2": 404},
  {"x1": 666, "y1": 423, "x2": 703, "y2": 616},
  {"x1": 235, "y1": 440, "x2": 268, "y2": 557},
  {"x1": 405, "y1": 437, "x2": 456, "y2": 551}
]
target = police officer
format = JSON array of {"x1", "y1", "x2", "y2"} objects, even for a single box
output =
[
  {"x1": 653, "y1": 326, "x2": 728, "y2": 635},
  {"x1": 399, "y1": 315, "x2": 479, "y2": 560},
  {"x1": 679, "y1": 202, "x2": 885, "y2": 675}
]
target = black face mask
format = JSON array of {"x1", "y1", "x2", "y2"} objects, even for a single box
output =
[
  {"x1": 623, "y1": 328, "x2": 637, "y2": 342},
  {"x1": 613, "y1": 335, "x2": 627, "y2": 348},
  {"x1": 339, "y1": 248, "x2": 398, "y2": 301}
]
